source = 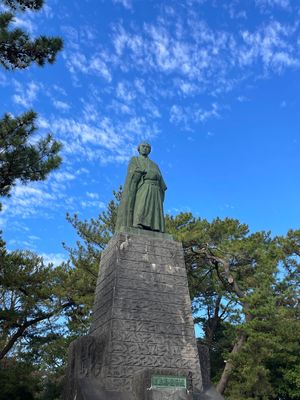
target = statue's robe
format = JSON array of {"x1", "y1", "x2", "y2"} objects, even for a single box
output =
[{"x1": 115, "y1": 156, "x2": 167, "y2": 233}]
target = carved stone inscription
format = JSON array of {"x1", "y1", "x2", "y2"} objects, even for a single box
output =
[
  {"x1": 79, "y1": 336, "x2": 105, "y2": 378},
  {"x1": 111, "y1": 341, "x2": 196, "y2": 357},
  {"x1": 88, "y1": 232, "x2": 203, "y2": 394}
]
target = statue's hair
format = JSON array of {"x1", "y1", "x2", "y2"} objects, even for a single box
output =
[{"x1": 137, "y1": 142, "x2": 151, "y2": 153}]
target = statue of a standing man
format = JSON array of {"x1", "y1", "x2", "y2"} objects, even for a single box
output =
[{"x1": 115, "y1": 142, "x2": 167, "y2": 233}]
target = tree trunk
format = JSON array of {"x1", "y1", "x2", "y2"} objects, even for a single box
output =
[
  {"x1": 216, "y1": 332, "x2": 247, "y2": 394},
  {"x1": 192, "y1": 247, "x2": 254, "y2": 395},
  {"x1": 206, "y1": 295, "x2": 222, "y2": 346},
  {"x1": 0, "y1": 325, "x2": 27, "y2": 360}
]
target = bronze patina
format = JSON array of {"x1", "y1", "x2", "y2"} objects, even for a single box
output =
[{"x1": 115, "y1": 142, "x2": 167, "y2": 233}]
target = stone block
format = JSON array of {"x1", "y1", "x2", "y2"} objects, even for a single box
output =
[{"x1": 64, "y1": 231, "x2": 223, "y2": 399}]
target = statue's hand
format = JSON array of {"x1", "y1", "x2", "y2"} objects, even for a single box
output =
[
  {"x1": 132, "y1": 170, "x2": 144, "y2": 183},
  {"x1": 135, "y1": 169, "x2": 146, "y2": 175}
]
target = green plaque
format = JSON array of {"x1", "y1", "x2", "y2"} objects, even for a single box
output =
[{"x1": 151, "y1": 375, "x2": 187, "y2": 390}]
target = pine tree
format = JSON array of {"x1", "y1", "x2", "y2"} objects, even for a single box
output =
[
  {"x1": 29, "y1": 198, "x2": 299, "y2": 399},
  {"x1": 0, "y1": 0, "x2": 62, "y2": 70},
  {"x1": 0, "y1": 111, "x2": 61, "y2": 197},
  {"x1": 166, "y1": 213, "x2": 300, "y2": 399},
  {"x1": 62, "y1": 189, "x2": 121, "y2": 336},
  {"x1": 0, "y1": 242, "x2": 73, "y2": 360},
  {"x1": 0, "y1": 2, "x2": 64, "y2": 397},
  {"x1": 0, "y1": 0, "x2": 63, "y2": 200}
]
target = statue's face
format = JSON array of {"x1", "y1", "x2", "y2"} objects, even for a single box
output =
[{"x1": 138, "y1": 144, "x2": 151, "y2": 156}]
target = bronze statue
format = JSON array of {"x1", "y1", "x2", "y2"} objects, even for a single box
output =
[{"x1": 115, "y1": 142, "x2": 167, "y2": 233}]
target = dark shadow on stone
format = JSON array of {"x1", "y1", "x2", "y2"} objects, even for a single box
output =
[
  {"x1": 197, "y1": 344, "x2": 224, "y2": 399},
  {"x1": 197, "y1": 344, "x2": 211, "y2": 389},
  {"x1": 196, "y1": 384, "x2": 225, "y2": 400},
  {"x1": 73, "y1": 378, "x2": 134, "y2": 400}
]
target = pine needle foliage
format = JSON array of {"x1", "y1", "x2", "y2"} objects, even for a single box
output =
[
  {"x1": 0, "y1": 0, "x2": 62, "y2": 70},
  {"x1": 0, "y1": 111, "x2": 62, "y2": 197}
]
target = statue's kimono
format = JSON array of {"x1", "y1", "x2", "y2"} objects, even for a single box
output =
[{"x1": 115, "y1": 156, "x2": 167, "y2": 233}]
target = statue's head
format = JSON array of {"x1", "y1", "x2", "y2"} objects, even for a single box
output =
[{"x1": 137, "y1": 142, "x2": 151, "y2": 156}]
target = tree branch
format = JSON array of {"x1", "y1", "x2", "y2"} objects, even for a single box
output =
[
  {"x1": 0, "y1": 301, "x2": 73, "y2": 360},
  {"x1": 189, "y1": 244, "x2": 254, "y2": 394}
]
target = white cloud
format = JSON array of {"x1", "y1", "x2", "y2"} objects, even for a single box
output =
[
  {"x1": 110, "y1": 100, "x2": 131, "y2": 115},
  {"x1": 237, "y1": 21, "x2": 299, "y2": 72},
  {"x1": 225, "y1": 3, "x2": 247, "y2": 20},
  {"x1": 14, "y1": 186, "x2": 54, "y2": 201},
  {"x1": 2, "y1": 0, "x2": 300, "y2": 263},
  {"x1": 0, "y1": 216, "x2": 6, "y2": 229},
  {"x1": 86, "y1": 192, "x2": 99, "y2": 199},
  {"x1": 237, "y1": 96, "x2": 249, "y2": 102},
  {"x1": 176, "y1": 80, "x2": 199, "y2": 95},
  {"x1": 77, "y1": 167, "x2": 89, "y2": 175},
  {"x1": 61, "y1": 26, "x2": 82, "y2": 51},
  {"x1": 64, "y1": 51, "x2": 112, "y2": 81},
  {"x1": 64, "y1": 51, "x2": 88, "y2": 74},
  {"x1": 113, "y1": 0, "x2": 132, "y2": 9},
  {"x1": 50, "y1": 7, "x2": 299, "y2": 139},
  {"x1": 195, "y1": 103, "x2": 220, "y2": 123},
  {"x1": 112, "y1": 25, "x2": 144, "y2": 57},
  {"x1": 53, "y1": 85, "x2": 67, "y2": 96},
  {"x1": 143, "y1": 100, "x2": 161, "y2": 118},
  {"x1": 134, "y1": 79, "x2": 146, "y2": 94},
  {"x1": 12, "y1": 81, "x2": 41, "y2": 107},
  {"x1": 80, "y1": 200, "x2": 105, "y2": 209},
  {"x1": 38, "y1": 116, "x2": 50, "y2": 129},
  {"x1": 53, "y1": 100, "x2": 70, "y2": 111},
  {"x1": 170, "y1": 103, "x2": 220, "y2": 127},
  {"x1": 54, "y1": 118, "x2": 122, "y2": 148},
  {"x1": 272, "y1": 51, "x2": 299, "y2": 70},
  {"x1": 42, "y1": 4, "x2": 54, "y2": 18},
  {"x1": 41, "y1": 113, "x2": 156, "y2": 163},
  {"x1": 41, "y1": 252, "x2": 68, "y2": 267},
  {"x1": 52, "y1": 171, "x2": 76, "y2": 182},
  {"x1": 28, "y1": 235, "x2": 40, "y2": 240},
  {"x1": 90, "y1": 55, "x2": 112, "y2": 81},
  {"x1": 116, "y1": 82, "x2": 136, "y2": 102},
  {"x1": 255, "y1": 0, "x2": 290, "y2": 9},
  {"x1": 110, "y1": 14, "x2": 300, "y2": 103},
  {"x1": 0, "y1": 71, "x2": 7, "y2": 86},
  {"x1": 169, "y1": 105, "x2": 186, "y2": 125},
  {"x1": 12, "y1": 15, "x2": 35, "y2": 34},
  {"x1": 2, "y1": 184, "x2": 56, "y2": 218},
  {"x1": 8, "y1": 238, "x2": 35, "y2": 249},
  {"x1": 1, "y1": 166, "x2": 98, "y2": 221},
  {"x1": 81, "y1": 101, "x2": 100, "y2": 122}
]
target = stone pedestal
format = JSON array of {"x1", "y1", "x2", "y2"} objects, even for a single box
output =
[{"x1": 64, "y1": 231, "x2": 219, "y2": 399}]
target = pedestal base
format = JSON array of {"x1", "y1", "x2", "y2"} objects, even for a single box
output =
[{"x1": 64, "y1": 231, "x2": 223, "y2": 400}]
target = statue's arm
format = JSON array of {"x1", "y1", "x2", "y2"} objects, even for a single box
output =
[
  {"x1": 125, "y1": 157, "x2": 145, "y2": 198},
  {"x1": 116, "y1": 157, "x2": 143, "y2": 230},
  {"x1": 160, "y1": 176, "x2": 167, "y2": 191},
  {"x1": 159, "y1": 173, "x2": 167, "y2": 202},
  {"x1": 128, "y1": 157, "x2": 144, "y2": 184}
]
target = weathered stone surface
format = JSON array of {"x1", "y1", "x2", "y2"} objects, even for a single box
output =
[
  {"x1": 197, "y1": 345, "x2": 211, "y2": 390},
  {"x1": 64, "y1": 231, "x2": 224, "y2": 399},
  {"x1": 89, "y1": 232, "x2": 202, "y2": 395},
  {"x1": 64, "y1": 335, "x2": 108, "y2": 399}
]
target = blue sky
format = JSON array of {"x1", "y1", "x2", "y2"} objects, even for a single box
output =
[{"x1": 0, "y1": 0, "x2": 300, "y2": 266}]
